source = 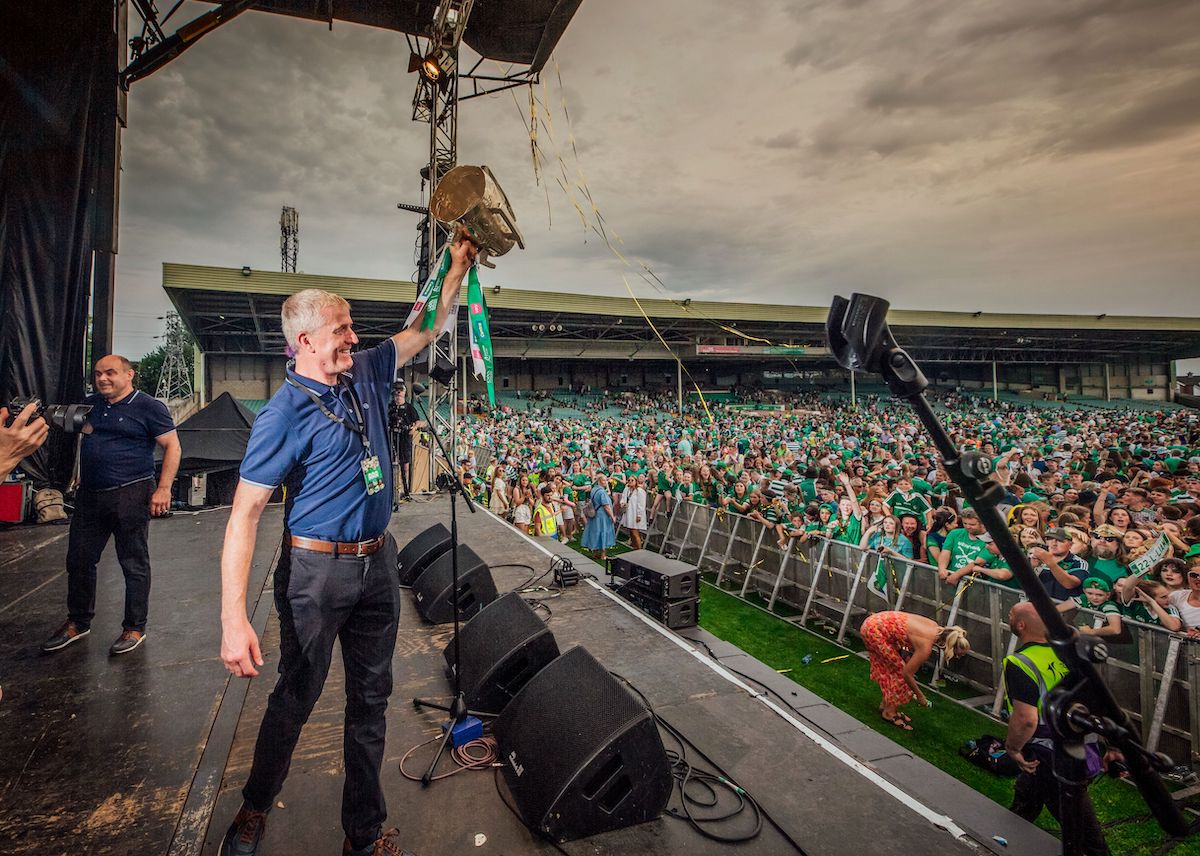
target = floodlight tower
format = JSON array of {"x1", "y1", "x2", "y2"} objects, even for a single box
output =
[
  {"x1": 156, "y1": 312, "x2": 193, "y2": 401},
  {"x1": 410, "y1": 0, "x2": 473, "y2": 489},
  {"x1": 280, "y1": 205, "x2": 299, "y2": 273}
]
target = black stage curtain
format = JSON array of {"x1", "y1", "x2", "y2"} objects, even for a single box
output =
[{"x1": 0, "y1": 0, "x2": 112, "y2": 486}]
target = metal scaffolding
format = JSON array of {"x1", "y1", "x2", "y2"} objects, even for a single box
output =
[
  {"x1": 155, "y1": 312, "x2": 193, "y2": 401},
  {"x1": 280, "y1": 205, "x2": 298, "y2": 273}
]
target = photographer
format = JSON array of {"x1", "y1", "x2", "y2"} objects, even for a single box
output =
[
  {"x1": 0, "y1": 402, "x2": 49, "y2": 482},
  {"x1": 388, "y1": 381, "x2": 419, "y2": 499},
  {"x1": 41, "y1": 355, "x2": 181, "y2": 656}
]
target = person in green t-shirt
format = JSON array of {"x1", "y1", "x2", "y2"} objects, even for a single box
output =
[
  {"x1": 830, "y1": 471, "x2": 863, "y2": 545},
  {"x1": 938, "y1": 509, "x2": 1000, "y2": 583},
  {"x1": 885, "y1": 477, "x2": 933, "y2": 528},
  {"x1": 1118, "y1": 579, "x2": 1183, "y2": 631},
  {"x1": 1087, "y1": 525, "x2": 1130, "y2": 591},
  {"x1": 1057, "y1": 577, "x2": 1124, "y2": 638}
]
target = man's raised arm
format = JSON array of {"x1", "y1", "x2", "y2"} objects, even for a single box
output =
[{"x1": 392, "y1": 231, "x2": 477, "y2": 365}]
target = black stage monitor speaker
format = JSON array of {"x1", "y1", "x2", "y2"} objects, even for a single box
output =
[
  {"x1": 494, "y1": 646, "x2": 672, "y2": 842},
  {"x1": 609, "y1": 549, "x2": 697, "y2": 599},
  {"x1": 397, "y1": 523, "x2": 452, "y2": 585},
  {"x1": 412, "y1": 545, "x2": 497, "y2": 624},
  {"x1": 444, "y1": 592, "x2": 560, "y2": 716}
]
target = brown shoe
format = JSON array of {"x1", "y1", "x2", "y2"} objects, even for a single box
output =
[
  {"x1": 220, "y1": 803, "x2": 268, "y2": 856},
  {"x1": 342, "y1": 829, "x2": 417, "y2": 856},
  {"x1": 109, "y1": 629, "x2": 146, "y2": 656},
  {"x1": 42, "y1": 621, "x2": 90, "y2": 652}
]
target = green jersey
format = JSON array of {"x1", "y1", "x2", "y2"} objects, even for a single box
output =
[{"x1": 942, "y1": 528, "x2": 994, "y2": 572}]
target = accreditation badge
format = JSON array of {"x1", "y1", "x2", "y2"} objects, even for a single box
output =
[{"x1": 362, "y1": 455, "x2": 385, "y2": 495}]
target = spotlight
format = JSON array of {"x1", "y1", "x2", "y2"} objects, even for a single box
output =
[
  {"x1": 682, "y1": 298, "x2": 692, "y2": 307},
  {"x1": 428, "y1": 355, "x2": 456, "y2": 385},
  {"x1": 241, "y1": 266, "x2": 251, "y2": 277},
  {"x1": 972, "y1": 311, "x2": 982, "y2": 318},
  {"x1": 410, "y1": 51, "x2": 441, "y2": 82},
  {"x1": 492, "y1": 285, "x2": 501, "y2": 295}
]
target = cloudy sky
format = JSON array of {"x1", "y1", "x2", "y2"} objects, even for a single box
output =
[{"x1": 116, "y1": 0, "x2": 1200, "y2": 360}]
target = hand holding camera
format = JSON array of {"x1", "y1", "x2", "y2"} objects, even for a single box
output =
[{"x1": 0, "y1": 401, "x2": 50, "y2": 476}]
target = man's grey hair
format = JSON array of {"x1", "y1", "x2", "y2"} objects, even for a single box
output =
[{"x1": 281, "y1": 289, "x2": 350, "y2": 350}]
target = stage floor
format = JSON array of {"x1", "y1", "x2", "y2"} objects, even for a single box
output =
[{"x1": 0, "y1": 498, "x2": 1051, "y2": 855}]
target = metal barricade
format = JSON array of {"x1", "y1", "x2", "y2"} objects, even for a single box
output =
[{"x1": 656, "y1": 499, "x2": 1200, "y2": 765}]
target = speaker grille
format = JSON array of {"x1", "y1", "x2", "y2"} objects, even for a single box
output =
[
  {"x1": 494, "y1": 646, "x2": 671, "y2": 841},
  {"x1": 396, "y1": 523, "x2": 451, "y2": 586},
  {"x1": 446, "y1": 592, "x2": 560, "y2": 715},
  {"x1": 411, "y1": 545, "x2": 497, "y2": 624}
]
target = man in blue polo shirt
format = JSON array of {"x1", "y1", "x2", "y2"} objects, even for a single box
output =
[
  {"x1": 217, "y1": 233, "x2": 474, "y2": 856},
  {"x1": 42, "y1": 355, "x2": 180, "y2": 655}
]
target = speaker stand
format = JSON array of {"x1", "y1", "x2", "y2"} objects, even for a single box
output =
[{"x1": 408, "y1": 378, "x2": 490, "y2": 786}]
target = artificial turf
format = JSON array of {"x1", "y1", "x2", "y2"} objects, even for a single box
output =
[{"x1": 696, "y1": 581, "x2": 1198, "y2": 856}]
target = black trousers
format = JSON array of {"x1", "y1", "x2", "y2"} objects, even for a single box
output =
[
  {"x1": 243, "y1": 534, "x2": 400, "y2": 849},
  {"x1": 66, "y1": 479, "x2": 154, "y2": 633},
  {"x1": 1011, "y1": 744, "x2": 1110, "y2": 856}
]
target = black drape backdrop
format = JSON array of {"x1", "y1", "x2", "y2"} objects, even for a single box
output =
[{"x1": 0, "y1": 0, "x2": 112, "y2": 486}]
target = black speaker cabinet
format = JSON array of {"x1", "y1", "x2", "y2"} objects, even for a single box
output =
[
  {"x1": 444, "y1": 592, "x2": 560, "y2": 716},
  {"x1": 396, "y1": 523, "x2": 452, "y2": 586},
  {"x1": 411, "y1": 545, "x2": 497, "y2": 624},
  {"x1": 494, "y1": 646, "x2": 672, "y2": 842}
]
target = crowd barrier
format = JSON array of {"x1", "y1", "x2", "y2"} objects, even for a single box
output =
[{"x1": 645, "y1": 499, "x2": 1200, "y2": 766}]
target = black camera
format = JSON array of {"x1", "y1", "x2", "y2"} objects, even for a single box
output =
[{"x1": 5, "y1": 397, "x2": 92, "y2": 433}]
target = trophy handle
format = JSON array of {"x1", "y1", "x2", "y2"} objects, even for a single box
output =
[{"x1": 490, "y1": 207, "x2": 525, "y2": 250}]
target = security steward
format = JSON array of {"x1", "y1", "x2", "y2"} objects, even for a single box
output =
[
  {"x1": 532, "y1": 482, "x2": 559, "y2": 539},
  {"x1": 1003, "y1": 602, "x2": 1111, "y2": 855},
  {"x1": 217, "y1": 232, "x2": 474, "y2": 856},
  {"x1": 42, "y1": 355, "x2": 180, "y2": 655}
]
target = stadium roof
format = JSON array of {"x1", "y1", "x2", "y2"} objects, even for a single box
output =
[{"x1": 163, "y1": 263, "x2": 1200, "y2": 364}]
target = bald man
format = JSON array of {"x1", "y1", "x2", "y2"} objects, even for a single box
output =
[
  {"x1": 42, "y1": 355, "x2": 180, "y2": 656},
  {"x1": 1003, "y1": 602, "x2": 1110, "y2": 855}
]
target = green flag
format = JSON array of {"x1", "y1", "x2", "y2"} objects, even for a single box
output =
[{"x1": 466, "y1": 266, "x2": 496, "y2": 406}]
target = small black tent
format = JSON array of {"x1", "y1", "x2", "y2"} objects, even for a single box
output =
[
  {"x1": 163, "y1": 392, "x2": 258, "y2": 506},
  {"x1": 173, "y1": 392, "x2": 258, "y2": 475}
]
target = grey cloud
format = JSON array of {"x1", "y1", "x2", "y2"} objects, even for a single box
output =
[
  {"x1": 1059, "y1": 72, "x2": 1200, "y2": 154},
  {"x1": 109, "y1": 0, "x2": 1200, "y2": 358},
  {"x1": 759, "y1": 130, "x2": 802, "y2": 149}
]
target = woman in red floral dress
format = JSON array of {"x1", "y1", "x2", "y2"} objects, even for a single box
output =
[{"x1": 860, "y1": 610, "x2": 969, "y2": 730}]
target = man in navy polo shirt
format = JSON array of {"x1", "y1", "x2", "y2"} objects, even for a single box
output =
[
  {"x1": 217, "y1": 233, "x2": 474, "y2": 856},
  {"x1": 42, "y1": 355, "x2": 181, "y2": 655}
]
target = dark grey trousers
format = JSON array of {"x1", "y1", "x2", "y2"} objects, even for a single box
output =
[{"x1": 243, "y1": 534, "x2": 400, "y2": 849}]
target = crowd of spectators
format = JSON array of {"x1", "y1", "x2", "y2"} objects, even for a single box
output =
[{"x1": 452, "y1": 391, "x2": 1200, "y2": 636}]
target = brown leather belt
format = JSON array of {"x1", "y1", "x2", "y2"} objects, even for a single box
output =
[{"x1": 288, "y1": 533, "x2": 387, "y2": 557}]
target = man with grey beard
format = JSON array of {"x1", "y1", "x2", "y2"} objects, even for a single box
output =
[{"x1": 1088, "y1": 524, "x2": 1134, "y2": 601}]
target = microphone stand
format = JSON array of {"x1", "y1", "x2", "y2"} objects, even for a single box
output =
[
  {"x1": 827, "y1": 294, "x2": 1193, "y2": 855},
  {"x1": 407, "y1": 380, "x2": 492, "y2": 787}
]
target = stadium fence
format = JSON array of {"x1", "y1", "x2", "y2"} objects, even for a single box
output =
[{"x1": 645, "y1": 499, "x2": 1200, "y2": 767}]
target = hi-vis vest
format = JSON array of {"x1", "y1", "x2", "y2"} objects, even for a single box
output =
[
  {"x1": 1004, "y1": 642, "x2": 1075, "y2": 748},
  {"x1": 1004, "y1": 643, "x2": 1069, "y2": 715},
  {"x1": 533, "y1": 503, "x2": 558, "y2": 537}
]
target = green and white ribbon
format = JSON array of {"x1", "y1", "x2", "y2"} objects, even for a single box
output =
[
  {"x1": 404, "y1": 248, "x2": 458, "y2": 335},
  {"x1": 466, "y1": 266, "x2": 496, "y2": 406}
]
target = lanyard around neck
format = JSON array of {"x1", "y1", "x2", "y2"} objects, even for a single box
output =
[{"x1": 285, "y1": 366, "x2": 371, "y2": 455}]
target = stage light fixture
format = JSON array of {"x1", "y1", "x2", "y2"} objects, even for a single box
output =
[
  {"x1": 493, "y1": 285, "x2": 501, "y2": 295},
  {"x1": 241, "y1": 266, "x2": 251, "y2": 277}
]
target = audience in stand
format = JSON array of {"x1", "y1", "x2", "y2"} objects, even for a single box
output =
[{"x1": 456, "y1": 387, "x2": 1199, "y2": 632}]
